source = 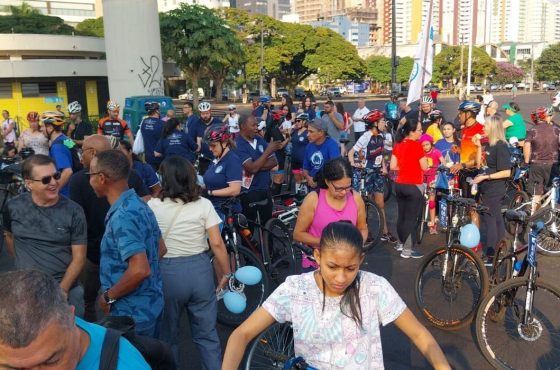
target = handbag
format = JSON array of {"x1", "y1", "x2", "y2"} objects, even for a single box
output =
[{"x1": 132, "y1": 120, "x2": 145, "y2": 154}]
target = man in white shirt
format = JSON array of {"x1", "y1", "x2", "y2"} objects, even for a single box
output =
[{"x1": 351, "y1": 99, "x2": 370, "y2": 141}]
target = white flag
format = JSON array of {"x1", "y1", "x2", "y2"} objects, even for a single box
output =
[{"x1": 407, "y1": 6, "x2": 435, "y2": 106}]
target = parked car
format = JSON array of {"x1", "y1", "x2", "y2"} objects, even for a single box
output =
[
  {"x1": 517, "y1": 82, "x2": 527, "y2": 90},
  {"x1": 543, "y1": 83, "x2": 556, "y2": 91},
  {"x1": 551, "y1": 91, "x2": 560, "y2": 111},
  {"x1": 503, "y1": 83, "x2": 514, "y2": 90},
  {"x1": 489, "y1": 84, "x2": 500, "y2": 91},
  {"x1": 327, "y1": 87, "x2": 342, "y2": 97},
  {"x1": 178, "y1": 88, "x2": 204, "y2": 100},
  {"x1": 294, "y1": 87, "x2": 306, "y2": 99},
  {"x1": 276, "y1": 88, "x2": 288, "y2": 99}
]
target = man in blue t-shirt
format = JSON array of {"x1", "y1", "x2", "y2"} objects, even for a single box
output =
[
  {"x1": 139, "y1": 102, "x2": 164, "y2": 171},
  {"x1": 42, "y1": 113, "x2": 74, "y2": 196},
  {"x1": 0, "y1": 270, "x2": 150, "y2": 369},
  {"x1": 89, "y1": 150, "x2": 164, "y2": 337},
  {"x1": 235, "y1": 115, "x2": 281, "y2": 225},
  {"x1": 303, "y1": 118, "x2": 341, "y2": 188},
  {"x1": 182, "y1": 101, "x2": 198, "y2": 134},
  {"x1": 384, "y1": 94, "x2": 399, "y2": 129},
  {"x1": 187, "y1": 102, "x2": 222, "y2": 173}
]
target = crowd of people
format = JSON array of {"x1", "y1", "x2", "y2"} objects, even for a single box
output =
[{"x1": 0, "y1": 87, "x2": 558, "y2": 369}]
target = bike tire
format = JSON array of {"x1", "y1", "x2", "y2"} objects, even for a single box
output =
[
  {"x1": 363, "y1": 200, "x2": 382, "y2": 252},
  {"x1": 415, "y1": 244, "x2": 489, "y2": 330},
  {"x1": 528, "y1": 205, "x2": 560, "y2": 256},
  {"x1": 490, "y1": 239, "x2": 513, "y2": 288},
  {"x1": 505, "y1": 191, "x2": 530, "y2": 240},
  {"x1": 245, "y1": 322, "x2": 294, "y2": 370},
  {"x1": 475, "y1": 278, "x2": 560, "y2": 369},
  {"x1": 263, "y1": 218, "x2": 297, "y2": 287},
  {"x1": 217, "y1": 244, "x2": 271, "y2": 327},
  {"x1": 416, "y1": 201, "x2": 428, "y2": 244}
]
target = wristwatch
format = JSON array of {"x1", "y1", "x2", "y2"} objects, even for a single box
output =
[{"x1": 103, "y1": 289, "x2": 117, "y2": 305}]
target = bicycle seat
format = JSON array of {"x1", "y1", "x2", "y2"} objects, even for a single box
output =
[
  {"x1": 249, "y1": 198, "x2": 270, "y2": 208},
  {"x1": 504, "y1": 209, "x2": 528, "y2": 222}
]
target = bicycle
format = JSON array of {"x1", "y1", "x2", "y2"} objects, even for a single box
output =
[
  {"x1": 415, "y1": 193, "x2": 489, "y2": 330},
  {"x1": 353, "y1": 166, "x2": 383, "y2": 252},
  {"x1": 475, "y1": 221, "x2": 560, "y2": 369}
]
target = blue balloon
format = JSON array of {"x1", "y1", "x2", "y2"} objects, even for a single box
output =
[
  {"x1": 235, "y1": 266, "x2": 262, "y2": 286},
  {"x1": 223, "y1": 292, "x2": 246, "y2": 314},
  {"x1": 460, "y1": 223, "x2": 480, "y2": 248}
]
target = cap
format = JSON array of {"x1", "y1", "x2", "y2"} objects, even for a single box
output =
[
  {"x1": 308, "y1": 118, "x2": 328, "y2": 132},
  {"x1": 502, "y1": 103, "x2": 514, "y2": 111},
  {"x1": 228, "y1": 104, "x2": 236, "y2": 110}
]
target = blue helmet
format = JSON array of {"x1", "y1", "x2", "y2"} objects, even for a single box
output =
[
  {"x1": 259, "y1": 95, "x2": 271, "y2": 103},
  {"x1": 458, "y1": 101, "x2": 481, "y2": 114}
]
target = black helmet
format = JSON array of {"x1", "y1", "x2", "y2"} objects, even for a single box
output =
[
  {"x1": 458, "y1": 101, "x2": 481, "y2": 114},
  {"x1": 19, "y1": 147, "x2": 35, "y2": 159},
  {"x1": 144, "y1": 101, "x2": 160, "y2": 113},
  {"x1": 428, "y1": 110, "x2": 444, "y2": 122}
]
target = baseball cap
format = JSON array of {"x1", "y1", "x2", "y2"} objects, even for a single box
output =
[
  {"x1": 308, "y1": 118, "x2": 328, "y2": 132},
  {"x1": 502, "y1": 103, "x2": 515, "y2": 112}
]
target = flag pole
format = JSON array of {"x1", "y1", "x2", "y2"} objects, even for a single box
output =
[{"x1": 418, "y1": 0, "x2": 434, "y2": 122}]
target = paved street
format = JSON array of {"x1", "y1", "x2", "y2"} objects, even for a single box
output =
[{"x1": 1, "y1": 92, "x2": 558, "y2": 369}]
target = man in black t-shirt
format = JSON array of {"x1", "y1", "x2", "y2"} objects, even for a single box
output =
[
  {"x1": 66, "y1": 101, "x2": 92, "y2": 147},
  {"x1": 69, "y1": 135, "x2": 149, "y2": 322}
]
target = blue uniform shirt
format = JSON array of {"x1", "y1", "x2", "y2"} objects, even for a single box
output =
[
  {"x1": 304, "y1": 108, "x2": 316, "y2": 121},
  {"x1": 155, "y1": 130, "x2": 197, "y2": 162},
  {"x1": 235, "y1": 135, "x2": 275, "y2": 192},
  {"x1": 184, "y1": 114, "x2": 199, "y2": 135},
  {"x1": 100, "y1": 189, "x2": 163, "y2": 327},
  {"x1": 290, "y1": 128, "x2": 309, "y2": 164},
  {"x1": 50, "y1": 134, "x2": 73, "y2": 196},
  {"x1": 76, "y1": 317, "x2": 150, "y2": 370},
  {"x1": 187, "y1": 117, "x2": 221, "y2": 159},
  {"x1": 303, "y1": 137, "x2": 340, "y2": 177},
  {"x1": 140, "y1": 117, "x2": 164, "y2": 167},
  {"x1": 203, "y1": 150, "x2": 242, "y2": 209},
  {"x1": 132, "y1": 160, "x2": 160, "y2": 190}
]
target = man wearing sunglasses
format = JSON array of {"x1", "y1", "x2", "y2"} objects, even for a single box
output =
[{"x1": 3, "y1": 154, "x2": 87, "y2": 316}]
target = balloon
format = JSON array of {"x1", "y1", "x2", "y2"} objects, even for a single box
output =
[
  {"x1": 223, "y1": 292, "x2": 246, "y2": 314},
  {"x1": 460, "y1": 223, "x2": 480, "y2": 248},
  {"x1": 235, "y1": 266, "x2": 262, "y2": 286}
]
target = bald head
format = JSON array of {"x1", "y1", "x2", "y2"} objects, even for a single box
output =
[{"x1": 82, "y1": 135, "x2": 111, "y2": 168}]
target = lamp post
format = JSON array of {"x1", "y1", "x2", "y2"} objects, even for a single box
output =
[
  {"x1": 459, "y1": 33, "x2": 464, "y2": 87},
  {"x1": 259, "y1": 26, "x2": 264, "y2": 96},
  {"x1": 390, "y1": 0, "x2": 398, "y2": 93}
]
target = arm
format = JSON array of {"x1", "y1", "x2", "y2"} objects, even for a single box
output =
[
  {"x1": 58, "y1": 168, "x2": 73, "y2": 189},
  {"x1": 209, "y1": 182, "x2": 241, "y2": 198},
  {"x1": 292, "y1": 192, "x2": 321, "y2": 247},
  {"x1": 4, "y1": 231, "x2": 14, "y2": 258},
  {"x1": 393, "y1": 309, "x2": 451, "y2": 370},
  {"x1": 2, "y1": 121, "x2": 14, "y2": 136},
  {"x1": 66, "y1": 123, "x2": 76, "y2": 138},
  {"x1": 419, "y1": 157, "x2": 429, "y2": 171},
  {"x1": 17, "y1": 132, "x2": 26, "y2": 151},
  {"x1": 242, "y1": 143, "x2": 280, "y2": 175},
  {"x1": 125, "y1": 129, "x2": 134, "y2": 145},
  {"x1": 503, "y1": 119, "x2": 513, "y2": 129},
  {"x1": 207, "y1": 224, "x2": 231, "y2": 290},
  {"x1": 329, "y1": 112, "x2": 345, "y2": 130},
  {"x1": 158, "y1": 238, "x2": 167, "y2": 259},
  {"x1": 222, "y1": 307, "x2": 277, "y2": 370},
  {"x1": 303, "y1": 169, "x2": 316, "y2": 188},
  {"x1": 59, "y1": 244, "x2": 86, "y2": 294},
  {"x1": 390, "y1": 154, "x2": 399, "y2": 171},
  {"x1": 348, "y1": 147, "x2": 357, "y2": 166},
  {"x1": 149, "y1": 183, "x2": 162, "y2": 198},
  {"x1": 354, "y1": 192, "x2": 369, "y2": 243},
  {"x1": 523, "y1": 141, "x2": 531, "y2": 164}
]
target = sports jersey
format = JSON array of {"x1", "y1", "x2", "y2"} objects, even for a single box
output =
[
  {"x1": 235, "y1": 135, "x2": 275, "y2": 192},
  {"x1": 98, "y1": 117, "x2": 131, "y2": 140},
  {"x1": 50, "y1": 134, "x2": 73, "y2": 196},
  {"x1": 203, "y1": 150, "x2": 242, "y2": 210},
  {"x1": 155, "y1": 130, "x2": 197, "y2": 162},
  {"x1": 352, "y1": 131, "x2": 384, "y2": 170},
  {"x1": 460, "y1": 122, "x2": 485, "y2": 164}
]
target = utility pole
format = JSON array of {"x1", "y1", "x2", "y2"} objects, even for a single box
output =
[
  {"x1": 259, "y1": 25, "x2": 264, "y2": 96},
  {"x1": 530, "y1": 44, "x2": 534, "y2": 93},
  {"x1": 391, "y1": 0, "x2": 398, "y2": 93},
  {"x1": 459, "y1": 34, "x2": 464, "y2": 87},
  {"x1": 466, "y1": 0, "x2": 474, "y2": 99}
]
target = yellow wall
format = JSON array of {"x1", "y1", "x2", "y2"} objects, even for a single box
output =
[
  {"x1": 411, "y1": 0, "x2": 423, "y2": 43},
  {"x1": 85, "y1": 80, "x2": 99, "y2": 117}
]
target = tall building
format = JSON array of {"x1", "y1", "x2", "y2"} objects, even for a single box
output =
[
  {"x1": 157, "y1": 0, "x2": 231, "y2": 12},
  {"x1": 311, "y1": 14, "x2": 371, "y2": 46},
  {"x1": 0, "y1": 0, "x2": 98, "y2": 26},
  {"x1": 236, "y1": 0, "x2": 292, "y2": 20},
  {"x1": 295, "y1": 0, "x2": 344, "y2": 24}
]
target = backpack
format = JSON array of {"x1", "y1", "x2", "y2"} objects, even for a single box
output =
[{"x1": 62, "y1": 138, "x2": 83, "y2": 173}]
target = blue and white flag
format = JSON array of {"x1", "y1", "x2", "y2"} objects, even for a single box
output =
[{"x1": 407, "y1": 5, "x2": 435, "y2": 106}]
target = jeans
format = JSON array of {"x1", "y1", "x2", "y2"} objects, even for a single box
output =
[
  {"x1": 158, "y1": 254, "x2": 221, "y2": 370},
  {"x1": 479, "y1": 192, "x2": 505, "y2": 257},
  {"x1": 68, "y1": 283, "x2": 84, "y2": 318},
  {"x1": 80, "y1": 258, "x2": 100, "y2": 322},
  {"x1": 395, "y1": 183, "x2": 424, "y2": 252}
]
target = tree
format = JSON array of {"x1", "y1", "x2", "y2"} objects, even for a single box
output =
[
  {"x1": 396, "y1": 56, "x2": 414, "y2": 83},
  {"x1": 160, "y1": 4, "x2": 244, "y2": 106},
  {"x1": 0, "y1": 14, "x2": 75, "y2": 35},
  {"x1": 536, "y1": 43, "x2": 560, "y2": 82},
  {"x1": 494, "y1": 62, "x2": 525, "y2": 84},
  {"x1": 433, "y1": 46, "x2": 496, "y2": 83},
  {"x1": 2, "y1": 2, "x2": 41, "y2": 16},
  {"x1": 76, "y1": 17, "x2": 104, "y2": 37},
  {"x1": 366, "y1": 56, "x2": 391, "y2": 83}
]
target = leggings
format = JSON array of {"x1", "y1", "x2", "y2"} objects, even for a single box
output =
[
  {"x1": 479, "y1": 192, "x2": 505, "y2": 257},
  {"x1": 395, "y1": 183, "x2": 424, "y2": 250}
]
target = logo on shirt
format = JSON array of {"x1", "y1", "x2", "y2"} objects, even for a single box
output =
[
  {"x1": 311, "y1": 150, "x2": 324, "y2": 168},
  {"x1": 299, "y1": 136, "x2": 304, "y2": 142},
  {"x1": 258, "y1": 145, "x2": 264, "y2": 153},
  {"x1": 215, "y1": 165, "x2": 223, "y2": 174}
]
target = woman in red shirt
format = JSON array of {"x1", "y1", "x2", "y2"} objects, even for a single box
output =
[{"x1": 390, "y1": 117, "x2": 429, "y2": 258}]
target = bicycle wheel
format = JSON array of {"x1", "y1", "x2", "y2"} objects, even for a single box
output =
[
  {"x1": 416, "y1": 201, "x2": 428, "y2": 244},
  {"x1": 217, "y1": 244, "x2": 271, "y2": 327},
  {"x1": 475, "y1": 278, "x2": 560, "y2": 369},
  {"x1": 505, "y1": 191, "x2": 529, "y2": 239},
  {"x1": 263, "y1": 218, "x2": 297, "y2": 286},
  {"x1": 415, "y1": 244, "x2": 489, "y2": 330},
  {"x1": 363, "y1": 200, "x2": 382, "y2": 252},
  {"x1": 490, "y1": 239, "x2": 513, "y2": 288},
  {"x1": 529, "y1": 206, "x2": 560, "y2": 256},
  {"x1": 246, "y1": 322, "x2": 294, "y2": 370}
]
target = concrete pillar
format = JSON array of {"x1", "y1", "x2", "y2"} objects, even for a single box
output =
[{"x1": 102, "y1": 0, "x2": 164, "y2": 111}]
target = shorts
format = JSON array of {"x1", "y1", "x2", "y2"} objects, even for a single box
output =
[
  {"x1": 528, "y1": 163, "x2": 553, "y2": 195},
  {"x1": 352, "y1": 168, "x2": 385, "y2": 194},
  {"x1": 276, "y1": 151, "x2": 286, "y2": 171}
]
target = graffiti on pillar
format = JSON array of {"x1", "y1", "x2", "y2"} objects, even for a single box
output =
[{"x1": 138, "y1": 55, "x2": 164, "y2": 96}]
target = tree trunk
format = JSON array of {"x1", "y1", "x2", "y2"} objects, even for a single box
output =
[
  {"x1": 192, "y1": 71, "x2": 200, "y2": 108},
  {"x1": 215, "y1": 77, "x2": 224, "y2": 103}
]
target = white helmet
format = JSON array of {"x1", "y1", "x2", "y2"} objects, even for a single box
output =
[
  {"x1": 421, "y1": 96, "x2": 433, "y2": 104},
  {"x1": 67, "y1": 101, "x2": 82, "y2": 114},
  {"x1": 257, "y1": 120, "x2": 266, "y2": 130},
  {"x1": 198, "y1": 102, "x2": 211, "y2": 112},
  {"x1": 107, "y1": 100, "x2": 120, "y2": 112}
]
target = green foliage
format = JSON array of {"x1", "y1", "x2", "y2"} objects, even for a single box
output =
[
  {"x1": 0, "y1": 14, "x2": 74, "y2": 35},
  {"x1": 433, "y1": 46, "x2": 496, "y2": 82},
  {"x1": 75, "y1": 17, "x2": 104, "y2": 37},
  {"x1": 2, "y1": 2, "x2": 41, "y2": 15},
  {"x1": 366, "y1": 56, "x2": 391, "y2": 83},
  {"x1": 535, "y1": 43, "x2": 560, "y2": 82},
  {"x1": 160, "y1": 4, "x2": 244, "y2": 104},
  {"x1": 396, "y1": 56, "x2": 414, "y2": 83}
]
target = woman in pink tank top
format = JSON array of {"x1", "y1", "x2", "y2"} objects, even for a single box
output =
[{"x1": 294, "y1": 158, "x2": 368, "y2": 250}]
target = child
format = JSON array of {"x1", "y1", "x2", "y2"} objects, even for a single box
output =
[
  {"x1": 434, "y1": 122, "x2": 461, "y2": 166},
  {"x1": 421, "y1": 134, "x2": 445, "y2": 234},
  {"x1": 425, "y1": 110, "x2": 444, "y2": 143},
  {"x1": 222, "y1": 222, "x2": 451, "y2": 370}
]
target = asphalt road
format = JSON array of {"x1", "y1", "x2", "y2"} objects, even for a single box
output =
[{"x1": 1, "y1": 92, "x2": 558, "y2": 369}]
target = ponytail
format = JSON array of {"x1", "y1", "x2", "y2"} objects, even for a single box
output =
[{"x1": 395, "y1": 116, "x2": 419, "y2": 143}]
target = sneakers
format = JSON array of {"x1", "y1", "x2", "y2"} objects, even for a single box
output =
[
  {"x1": 400, "y1": 250, "x2": 424, "y2": 259},
  {"x1": 394, "y1": 243, "x2": 403, "y2": 252},
  {"x1": 381, "y1": 232, "x2": 399, "y2": 243},
  {"x1": 429, "y1": 225, "x2": 438, "y2": 235}
]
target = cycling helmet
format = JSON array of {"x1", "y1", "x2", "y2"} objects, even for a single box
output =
[
  {"x1": 259, "y1": 96, "x2": 271, "y2": 103},
  {"x1": 296, "y1": 112, "x2": 309, "y2": 121},
  {"x1": 228, "y1": 104, "x2": 236, "y2": 110},
  {"x1": 363, "y1": 109, "x2": 384, "y2": 126},
  {"x1": 26, "y1": 111, "x2": 40, "y2": 122},
  {"x1": 420, "y1": 134, "x2": 433, "y2": 143},
  {"x1": 40, "y1": 111, "x2": 65, "y2": 126},
  {"x1": 144, "y1": 101, "x2": 160, "y2": 112},
  {"x1": 257, "y1": 120, "x2": 267, "y2": 130},
  {"x1": 198, "y1": 101, "x2": 211, "y2": 112},
  {"x1": 19, "y1": 147, "x2": 35, "y2": 159},
  {"x1": 428, "y1": 110, "x2": 444, "y2": 121},
  {"x1": 107, "y1": 100, "x2": 120, "y2": 112},
  {"x1": 270, "y1": 109, "x2": 284, "y2": 122},
  {"x1": 422, "y1": 96, "x2": 433, "y2": 104},
  {"x1": 530, "y1": 106, "x2": 554, "y2": 123},
  {"x1": 458, "y1": 101, "x2": 481, "y2": 114},
  {"x1": 67, "y1": 101, "x2": 82, "y2": 114},
  {"x1": 204, "y1": 124, "x2": 231, "y2": 144}
]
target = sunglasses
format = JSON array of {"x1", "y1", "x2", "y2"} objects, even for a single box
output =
[
  {"x1": 84, "y1": 171, "x2": 103, "y2": 178},
  {"x1": 30, "y1": 172, "x2": 61, "y2": 185}
]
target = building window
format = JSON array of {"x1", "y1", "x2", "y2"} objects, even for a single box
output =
[
  {"x1": 0, "y1": 82, "x2": 12, "y2": 99},
  {"x1": 21, "y1": 82, "x2": 57, "y2": 98}
]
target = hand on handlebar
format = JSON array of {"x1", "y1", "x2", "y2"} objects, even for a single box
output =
[{"x1": 450, "y1": 163, "x2": 463, "y2": 174}]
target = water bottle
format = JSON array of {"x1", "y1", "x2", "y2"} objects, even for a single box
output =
[
  {"x1": 466, "y1": 177, "x2": 478, "y2": 196},
  {"x1": 512, "y1": 260, "x2": 523, "y2": 277}
]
